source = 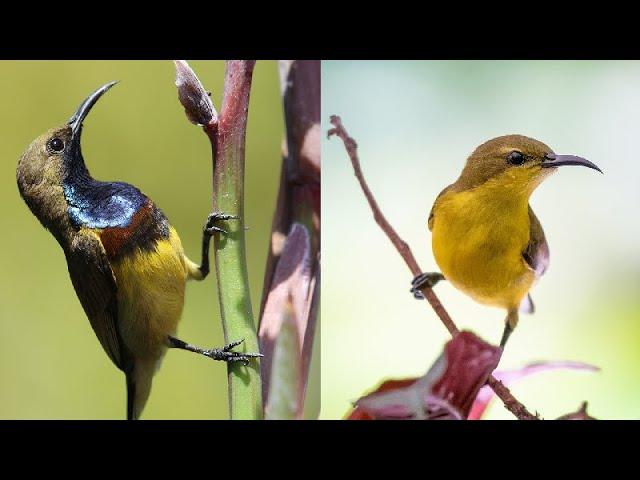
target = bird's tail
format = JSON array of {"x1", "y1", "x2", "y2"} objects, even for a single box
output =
[
  {"x1": 126, "y1": 359, "x2": 155, "y2": 420},
  {"x1": 126, "y1": 374, "x2": 136, "y2": 420}
]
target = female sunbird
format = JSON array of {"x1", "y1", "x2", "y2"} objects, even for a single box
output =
[
  {"x1": 16, "y1": 82, "x2": 261, "y2": 420},
  {"x1": 410, "y1": 135, "x2": 602, "y2": 347}
]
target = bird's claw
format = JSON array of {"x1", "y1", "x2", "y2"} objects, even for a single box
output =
[
  {"x1": 222, "y1": 339, "x2": 245, "y2": 351},
  {"x1": 204, "y1": 211, "x2": 239, "y2": 236},
  {"x1": 205, "y1": 339, "x2": 263, "y2": 366},
  {"x1": 412, "y1": 289, "x2": 425, "y2": 300},
  {"x1": 410, "y1": 272, "x2": 445, "y2": 299}
]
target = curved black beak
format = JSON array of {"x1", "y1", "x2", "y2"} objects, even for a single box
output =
[
  {"x1": 541, "y1": 153, "x2": 603, "y2": 173},
  {"x1": 68, "y1": 81, "x2": 118, "y2": 135}
]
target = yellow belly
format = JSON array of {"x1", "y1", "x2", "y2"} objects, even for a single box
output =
[
  {"x1": 110, "y1": 227, "x2": 188, "y2": 361},
  {"x1": 431, "y1": 189, "x2": 534, "y2": 311}
]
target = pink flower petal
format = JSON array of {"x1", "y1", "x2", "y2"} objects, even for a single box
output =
[
  {"x1": 469, "y1": 361, "x2": 600, "y2": 420},
  {"x1": 259, "y1": 223, "x2": 314, "y2": 408}
]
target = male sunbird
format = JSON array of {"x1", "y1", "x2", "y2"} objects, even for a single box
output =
[
  {"x1": 410, "y1": 135, "x2": 601, "y2": 347},
  {"x1": 16, "y1": 82, "x2": 261, "y2": 420}
]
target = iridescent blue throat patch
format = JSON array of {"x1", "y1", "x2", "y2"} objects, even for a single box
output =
[{"x1": 63, "y1": 181, "x2": 147, "y2": 229}]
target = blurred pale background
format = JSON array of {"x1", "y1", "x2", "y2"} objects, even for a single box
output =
[
  {"x1": 321, "y1": 61, "x2": 640, "y2": 419},
  {"x1": 0, "y1": 60, "x2": 319, "y2": 419}
]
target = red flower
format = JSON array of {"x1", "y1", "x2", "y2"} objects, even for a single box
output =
[
  {"x1": 347, "y1": 332, "x2": 501, "y2": 420},
  {"x1": 347, "y1": 333, "x2": 599, "y2": 420}
]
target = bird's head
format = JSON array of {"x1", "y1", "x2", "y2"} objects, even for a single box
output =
[
  {"x1": 457, "y1": 134, "x2": 602, "y2": 196},
  {"x1": 17, "y1": 82, "x2": 117, "y2": 226}
]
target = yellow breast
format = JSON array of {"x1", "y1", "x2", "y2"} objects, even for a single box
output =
[
  {"x1": 431, "y1": 181, "x2": 535, "y2": 311},
  {"x1": 110, "y1": 227, "x2": 188, "y2": 360}
]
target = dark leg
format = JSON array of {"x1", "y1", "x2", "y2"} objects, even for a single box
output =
[
  {"x1": 199, "y1": 212, "x2": 239, "y2": 278},
  {"x1": 500, "y1": 310, "x2": 519, "y2": 348},
  {"x1": 410, "y1": 272, "x2": 445, "y2": 299},
  {"x1": 499, "y1": 324, "x2": 513, "y2": 349},
  {"x1": 167, "y1": 336, "x2": 262, "y2": 366}
]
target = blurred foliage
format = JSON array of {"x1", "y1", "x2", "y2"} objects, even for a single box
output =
[
  {"x1": 321, "y1": 60, "x2": 640, "y2": 420},
  {"x1": 0, "y1": 60, "x2": 319, "y2": 419}
]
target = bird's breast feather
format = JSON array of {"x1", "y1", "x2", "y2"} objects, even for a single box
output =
[{"x1": 98, "y1": 201, "x2": 170, "y2": 260}]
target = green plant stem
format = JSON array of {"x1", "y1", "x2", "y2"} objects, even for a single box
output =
[{"x1": 207, "y1": 60, "x2": 262, "y2": 419}]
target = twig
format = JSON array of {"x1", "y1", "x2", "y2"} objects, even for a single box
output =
[
  {"x1": 485, "y1": 377, "x2": 537, "y2": 419},
  {"x1": 328, "y1": 115, "x2": 538, "y2": 420}
]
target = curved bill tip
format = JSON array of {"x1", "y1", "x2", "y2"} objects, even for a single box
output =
[
  {"x1": 542, "y1": 154, "x2": 603, "y2": 174},
  {"x1": 68, "y1": 81, "x2": 119, "y2": 133}
]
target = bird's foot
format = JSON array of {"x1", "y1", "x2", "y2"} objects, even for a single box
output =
[
  {"x1": 204, "y1": 211, "x2": 240, "y2": 236},
  {"x1": 204, "y1": 339, "x2": 263, "y2": 366},
  {"x1": 410, "y1": 272, "x2": 445, "y2": 299}
]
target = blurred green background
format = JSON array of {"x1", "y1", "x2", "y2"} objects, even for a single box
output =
[
  {"x1": 0, "y1": 60, "x2": 319, "y2": 419},
  {"x1": 321, "y1": 61, "x2": 640, "y2": 419}
]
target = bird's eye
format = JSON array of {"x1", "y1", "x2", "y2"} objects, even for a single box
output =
[
  {"x1": 48, "y1": 138, "x2": 64, "y2": 152},
  {"x1": 507, "y1": 151, "x2": 525, "y2": 165}
]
